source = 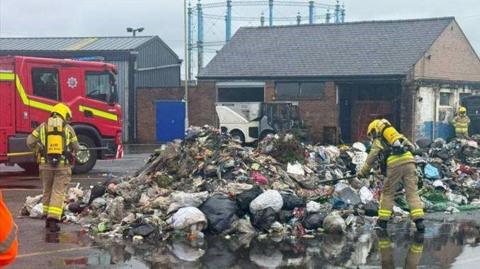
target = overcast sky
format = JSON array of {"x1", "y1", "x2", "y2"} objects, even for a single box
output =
[{"x1": 1, "y1": 0, "x2": 479, "y2": 76}]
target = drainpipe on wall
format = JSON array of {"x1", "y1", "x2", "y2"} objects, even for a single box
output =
[
  {"x1": 407, "y1": 65, "x2": 416, "y2": 140},
  {"x1": 412, "y1": 85, "x2": 418, "y2": 141},
  {"x1": 128, "y1": 51, "x2": 138, "y2": 143},
  {"x1": 432, "y1": 86, "x2": 439, "y2": 139}
]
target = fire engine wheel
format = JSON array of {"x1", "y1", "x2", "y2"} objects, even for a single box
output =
[
  {"x1": 230, "y1": 130, "x2": 245, "y2": 145},
  {"x1": 73, "y1": 135, "x2": 97, "y2": 174}
]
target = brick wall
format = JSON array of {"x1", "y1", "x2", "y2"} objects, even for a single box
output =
[
  {"x1": 264, "y1": 80, "x2": 275, "y2": 101},
  {"x1": 302, "y1": 82, "x2": 338, "y2": 143},
  {"x1": 414, "y1": 21, "x2": 480, "y2": 82},
  {"x1": 136, "y1": 87, "x2": 185, "y2": 143},
  {"x1": 400, "y1": 82, "x2": 415, "y2": 140},
  {"x1": 189, "y1": 80, "x2": 217, "y2": 127},
  {"x1": 137, "y1": 83, "x2": 218, "y2": 143},
  {"x1": 265, "y1": 81, "x2": 338, "y2": 143},
  {"x1": 191, "y1": 80, "x2": 338, "y2": 143}
]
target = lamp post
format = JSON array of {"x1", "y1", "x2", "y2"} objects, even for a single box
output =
[
  {"x1": 184, "y1": 0, "x2": 189, "y2": 129},
  {"x1": 126, "y1": 27, "x2": 144, "y2": 37}
]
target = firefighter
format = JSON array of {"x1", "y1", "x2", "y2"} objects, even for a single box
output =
[
  {"x1": 452, "y1": 106, "x2": 470, "y2": 138},
  {"x1": 0, "y1": 191, "x2": 18, "y2": 267},
  {"x1": 357, "y1": 119, "x2": 425, "y2": 232},
  {"x1": 27, "y1": 103, "x2": 80, "y2": 232}
]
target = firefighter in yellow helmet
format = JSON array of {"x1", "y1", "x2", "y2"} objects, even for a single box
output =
[
  {"x1": 26, "y1": 103, "x2": 80, "y2": 232},
  {"x1": 358, "y1": 119, "x2": 425, "y2": 232},
  {"x1": 452, "y1": 106, "x2": 470, "y2": 138}
]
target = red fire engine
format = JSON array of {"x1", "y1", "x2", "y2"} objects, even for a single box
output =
[{"x1": 0, "y1": 56, "x2": 123, "y2": 173}]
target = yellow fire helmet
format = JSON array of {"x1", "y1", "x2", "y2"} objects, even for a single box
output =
[
  {"x1": 367, "y1": 118, "x2": 392, "y2": 138},
  {"x1": 51, "y1": 103, "x2": 72, "y2": 121},
  {"x1": 459, "y1": 106, "x2": 467, "y2": 114}
]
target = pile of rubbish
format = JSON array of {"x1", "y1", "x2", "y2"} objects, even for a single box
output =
[{"x1": 20, "y1": 126, "x2": 480, "y2": 243}]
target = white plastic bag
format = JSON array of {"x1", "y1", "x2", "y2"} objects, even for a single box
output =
[
  {"x1": 306, "y1": 201, "x2": 322, "y2": 213},
  {"x1": 287, "y1": 162, "x2": 305, "y2": 176},
  {"x1": 352, "y1": 142, "x2": 367, "y2": 152},
  {"x1": 167, "y1": 207, "x2": 207, "y2": 231},
  {"x1": 352, "y1": 152, "x2": 368, "y2": 169},
  {"x1": 359, "y1": 186, "x2": 373, "y2": 204},
  {"x1": 167, "y1": 191, "x2": 209, "y2": 214},
  {"x1": 249, "y1": 190, "x2": 283, "y2": 214},
  {"x1": 30, "y1": 203, "x2": 44, "y2": 218}
]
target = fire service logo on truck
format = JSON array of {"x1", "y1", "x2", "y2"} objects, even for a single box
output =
[{"x1": 67, "y1": 77, "x2": 78, "y2": 89}]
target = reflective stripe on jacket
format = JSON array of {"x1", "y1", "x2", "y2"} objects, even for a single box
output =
[
  {"x1": 36, "y1": 123, "x2": 77, "y2": 147},
  {"x1": 386, "y1": 151, "x2": 414, "y2": 166},
  {"x1": 360, "y1": 137, "x2": 415, "y2": 174},
  {"x1": 30, "y1": 121, "x2": 78, "y2": 164}
]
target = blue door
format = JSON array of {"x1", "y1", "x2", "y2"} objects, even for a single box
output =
[{"x1": 155, "y1": 101, "x2": 185, "y2": 142}]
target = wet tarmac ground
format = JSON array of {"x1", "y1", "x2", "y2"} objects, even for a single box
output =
[
  {"x1": 9, "y1": 220, "x2": 480, "y2": 269},
  {"x1": 2, "y1": 146, "x2": 480, "y2": 268}
]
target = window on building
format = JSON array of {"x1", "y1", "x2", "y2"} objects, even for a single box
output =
[
  {"x1": 300, "y1": 82, "x2": 325, "y2": 98},
  {"x1": 217, "y1": 87, "x2": 264, "y2": 102},
  {"x1": 276, "y1": 82, "x2": 299, "y2": 99},
  {"x1": 86, "y1": 72, "x2": 115, "y2": 102},
  {"x1": 276, "y1": 82, "x2": 325, "y2": 100},
  {"x1": 32, "y1": 68, "x2": 59, "y2": 100},
  {"x1": 440, "y1": 92, "x2": 452, "y2": 106}
]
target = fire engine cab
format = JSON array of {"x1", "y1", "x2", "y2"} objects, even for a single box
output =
[{"x1": 0, "y1": 56, "x2": 123, "y2": 173}]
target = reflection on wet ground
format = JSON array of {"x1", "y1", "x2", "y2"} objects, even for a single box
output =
[{"x1": 48, "y1": 220, "x2": 480, "y2": 268}]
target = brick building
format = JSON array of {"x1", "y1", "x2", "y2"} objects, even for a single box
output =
[{"x1": 194, "y1": 17, "x2": 480, "y2": 143}]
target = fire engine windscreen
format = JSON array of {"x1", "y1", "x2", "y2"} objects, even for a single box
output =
[{"x1": 85, "y1": 72, "x2": 118, "y2": 104}]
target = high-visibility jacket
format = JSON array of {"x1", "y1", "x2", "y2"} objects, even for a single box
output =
[
  {"x1": 452, "y1": 115, "x2": 470, "y2": 136},
  {"x1": 27, "y1": 121, "x2": 79, "y2": 165},
  {"x1": 359, "y1": 137, "x2": 415, "y2": 176},
  {"x1": 0, "y1": 191, "x2": 18, "y2": 267}
]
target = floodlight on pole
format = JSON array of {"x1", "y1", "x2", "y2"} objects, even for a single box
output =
[{"x1": 126, "y1": 27, "x2": 144, "y2": 37}]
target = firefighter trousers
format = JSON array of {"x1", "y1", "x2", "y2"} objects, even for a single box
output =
[
  {"x1": 39, "y1": 164, "x2": 71, "y2": 221},
  {"x1": 378, "y1": 163, "x2": 424, "y2": 221},
  {"x1": 455, "y1": 131, "x2": 468, "y2": 139}
]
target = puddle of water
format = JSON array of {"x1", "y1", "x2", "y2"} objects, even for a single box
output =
[
  {"x1": 48, "y1": 221, "x2": 480, "y2": 268},
  {"x1": 44, "y1": 230, "x2": 91, "y2": 245}
]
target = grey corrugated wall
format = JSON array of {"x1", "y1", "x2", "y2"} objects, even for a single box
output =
[
  {"x1": 136, "y1": 38, "x2": 181, "y2": 87},
  {"x1": 109, "y1": 60, "x2": 129, "y2": 142},
  {"x1": 136, "y1": 66, "x2": 180, "y2": 88}
]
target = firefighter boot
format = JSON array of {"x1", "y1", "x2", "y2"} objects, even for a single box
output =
[
  {"x1": 376, "y1": 219, "x2": 388, "y2": 231},
  {"x1": 46, "y1": 218, "x2": 60, "y2": 233},
  {"x1": 414, "y1": 219, "x2": 425, "y2": 233}
]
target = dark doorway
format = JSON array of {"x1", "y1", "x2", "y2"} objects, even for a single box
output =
[{"x1": 338, "y1": 81, "x2": 402, "y2": 143}]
